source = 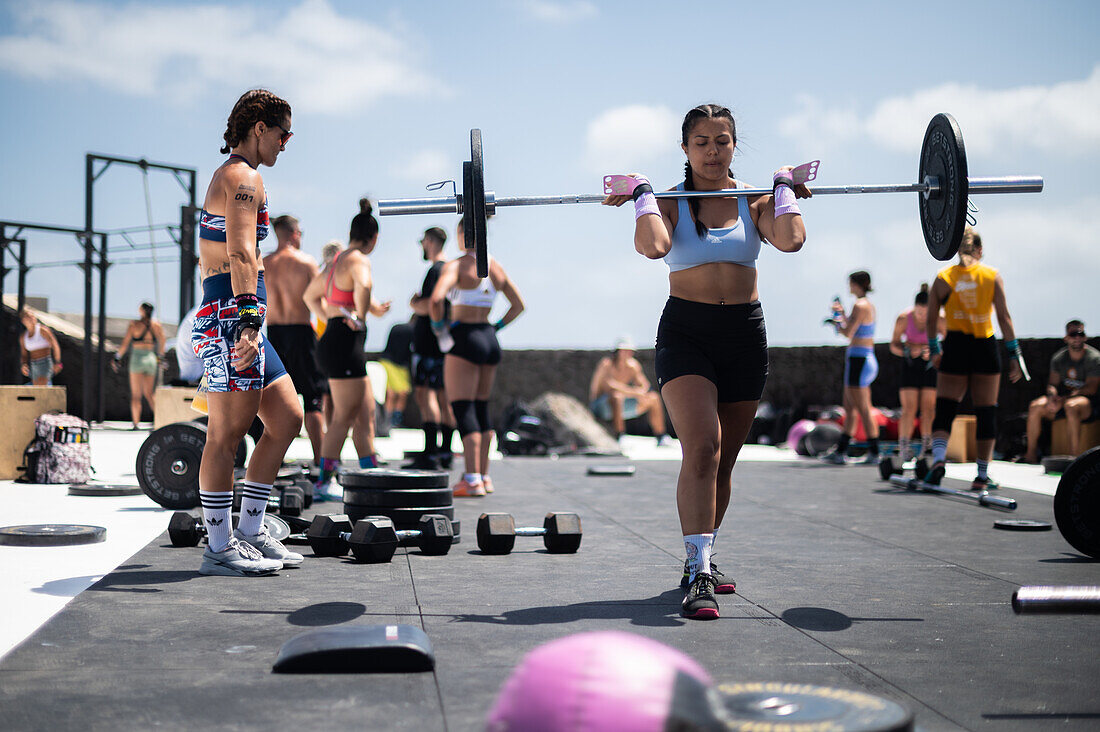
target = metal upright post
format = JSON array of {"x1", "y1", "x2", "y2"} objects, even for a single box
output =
[
  {"x1": 179, "y1": 204, "x2": 198, "y2": 319},
  {"x1": 97, "y1": 233, "x2": 109, "y2": 423},
  {"x1": 80, "y1": 232, "x2": 94, "y2": 420}
]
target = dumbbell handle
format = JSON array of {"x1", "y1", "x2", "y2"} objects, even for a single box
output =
[
  {"x1": 1012, "y1": 586, "x2": 1100, "y2": 614},
  {"x1": 395, "y1": 529, "x2": 423, "y2": 541},
  {"x1": 514, "y1": 527, "x2": 547, "y2": 537}
]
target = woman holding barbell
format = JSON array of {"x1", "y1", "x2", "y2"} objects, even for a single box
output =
[
  {"x1": 926, "y1": 228, "x2": 1023, "y2": 491},
  {"x1": 603, "y1": 103, "x2": 810, "y2": 620},
  {"x1": 429, "y1": 217, "x2": 525, "y2": 498},
  {"x1": 191, "y1": 89, "x2": 303, "y2": 577}
]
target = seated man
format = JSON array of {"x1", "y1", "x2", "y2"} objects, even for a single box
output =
[
  {"x1": 589, "y1": 336, "x2": 671, "y2": 446},
  {"x1": 1023, "y1": 319, "x2": 1100, "y2": 461}
]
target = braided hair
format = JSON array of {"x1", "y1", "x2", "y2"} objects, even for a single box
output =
[
  {"x1": 681, "y1": 104, "x2": 737, "y2": 238},
  {"x1": 220, "y1": 89, "x2": 292, "y2": 155}
]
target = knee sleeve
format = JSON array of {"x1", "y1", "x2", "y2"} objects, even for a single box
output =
[
  {"x1": 975, "y1": 404, "x2": 997, "y2": 440},
  {"x1": 474, "y1": 400, "x2": 491, "y2": 433},
  {"x1": 451, "y1": 400, "x2": 479, "y2": 437},
  {"x1": 931, "y1": 398, "x2": 959, "y2": 434}
]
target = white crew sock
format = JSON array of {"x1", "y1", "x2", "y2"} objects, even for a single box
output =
[
  {"x1": 200, "y1": 491, "x2": 233, "y2": 553},
  {"x1": 236, "y1": 480, "x2": 273, "y2": 536},
  {"x1": 684, "y1": 533, "x2": 714, "y2": 582}
]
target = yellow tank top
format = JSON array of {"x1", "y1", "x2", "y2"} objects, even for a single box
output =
[{"x1": 937, "y1": 262, "x2": 997, "y2": 338}]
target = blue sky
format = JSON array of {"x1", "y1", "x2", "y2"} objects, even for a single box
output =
[{"x1": 1, "y1": 0, "x2": 1097, "y2": 350}]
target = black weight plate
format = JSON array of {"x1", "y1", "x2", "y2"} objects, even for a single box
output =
[
  {"x1": 343, "y1": 486, "x2": 453, "y2": 508},
  {"x1": 462, "y1": 160, "x2": 475, "y2": 250},
  {"x1": 0, "y1": 524, "x2": 107, "y2": 547},
  {"x1": 718, "y1": 682, "x2": 914, "y2": 732},
  {"x1": 586, "y1": 464, "x2": 635, "y2": 476},
  {"x1": 340, "y1": 468, "x2": 449, "y2": 490},
  {"x1": 1042, "y1": 455, "x2": 1075, "y2": 474},
  {"x1": 1053, "y1": 446, "x2": 1100, "y2": 558},
  {"x1": 136, "y1": 421, "x2": 207, "y2": 509},
  {"x1": 918, "y1": 113, "x2": 968, "y2": 261},
  {"x1": 994, "y1": 519, "x2": 1053, "y2": 531},
  {"x1": 225, "y1": 513, "x2": 291, "y2": 542},
  {"x1": 68, "y1": 483, "x2": 143, "y2": 497},
  {"x1": 470, "y1": 129, "x2": 489, "y2": 278},
  {"x1": 345, "y1": 504, "x2": 454, "y2": 528}
]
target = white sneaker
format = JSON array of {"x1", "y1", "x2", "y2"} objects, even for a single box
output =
[
  {"x1": 656, "y1": 435, "x2": 674, "y2": 447},
  {"x1": 199, "y1": 537, "x2": 282, "y2": 576},
  {"x1": 234, "y1": 525, "x2": 303, "y2": 568}
]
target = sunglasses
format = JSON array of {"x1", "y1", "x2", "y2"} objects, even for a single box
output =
[
  {"x1": 1068, "y1": 331, "x2": 1087, "y2": 337},
  {"x1": 269, "y1": 123, "x2": 293, "y2": 146}
]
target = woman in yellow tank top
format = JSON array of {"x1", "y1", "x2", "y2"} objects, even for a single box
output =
[{"x1": 926, "y1": 228, "x2": 1024, "y2": 490}]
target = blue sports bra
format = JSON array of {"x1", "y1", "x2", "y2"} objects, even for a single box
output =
[
  {"x1": 663, "y1": 182, "x2": 762, "y2": 272},
  {"x1": 199, "y1": 155, "x2": 270, "y2": 243},
  {"x1": 854, "y1": 321, "x2": 875, "y2": 338}
]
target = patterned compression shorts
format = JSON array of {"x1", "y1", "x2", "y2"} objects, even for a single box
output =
[{"x1": 191, "y1": 272, "x2": 287, "y2": 392}]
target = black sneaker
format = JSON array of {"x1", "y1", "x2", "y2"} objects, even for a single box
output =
[
  {"x1": 710, "y1": 563, "x2": 736, "y2": 594},
  {"x1": 923, "y1": 461, "x2": 946, "y2": 486},
  {"x1": 402, "y1": 452, "x2": 442, "y2": 470},
  {"x1": 681, "y1": 573, "x2": 720, "y2": 620},
  {"x1": 971, "y1": 476, "x2": 999, "y2": 491}
]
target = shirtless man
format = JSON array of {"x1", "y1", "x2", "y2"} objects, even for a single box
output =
[
  {"x1": 589, "y1": 336, "x2": 671, "y2": 446},
  {"x1": 263, "y1": 214, "x2": 326, "y2": 464}
]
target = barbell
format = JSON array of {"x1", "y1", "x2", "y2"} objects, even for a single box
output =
[{"x1": 378, "y1": 113, "x2": 1043, "y2": 278}]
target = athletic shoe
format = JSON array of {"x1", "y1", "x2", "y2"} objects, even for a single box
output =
[
  {"x1": 402, "y1": 452, "x2": 442, "y2": 470},
  {"x1": 433, "y1": 451, "x2": 454, "y2": 470},
  {"x1": 923, "y1": 461, "x2": 946, "y2": 486},
  {"x1": 971, "y1": 476, "x2": 999, "y2": 491},
  {"x1": 857, "y1": 453, "x2": 880, "y2": 466},
  {"x1": 680, "y1": 560, "x2": 736, "y2": 594},
  {"x1": 234, "y1": 525, "x2": 303, "y2": 568},
  {"x1": 199, "y1": 537, "x2": 282, "y2": 577},
  {"x1": 312, "y1": 478, "x2": 341, "y2": 503},
  {"x1": 656, "y1": 435, "x2": 674, "y2": 447},
  {"x1": 482, "y1": 476, "x2": 495, "y2": 494},
  {"x1": 681, "y1": 573, "x2": 720, "y2": 620},
  {"x1": 453, "y1": 478, "x2": 486, "y2": 498},
  {"x1": 820, "y1": 451, "x2": 847, "y2": 465}
]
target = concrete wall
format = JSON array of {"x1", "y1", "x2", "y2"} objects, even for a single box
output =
[{"x1": 2, "y1": 302, "x2": 1088, "y2": 427}]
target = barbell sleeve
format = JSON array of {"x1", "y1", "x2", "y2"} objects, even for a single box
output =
[{"x1": 1012, "y1": 586, "x2": 1100, "y2": 614}]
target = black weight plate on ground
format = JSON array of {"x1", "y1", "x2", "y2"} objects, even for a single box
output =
[
  {"x1": 586, "y1": 464, "x2": 635, "y2": 476},
  {"x1": 0, "y1": 524, "x2": 107, "y2": 547},
  {"x1": 1053, "y1": 446, "x2": 1100, "y2": 558},
  {"x1": 339, "y1": 468, "x2": 449, "y2": 490},
  {"x1": 717, "y1": 682, "x2": 914, "y2": 732},
  {"x1": 994, "y1": 519, "x2": 1053, "y2": 531},
  {"x1": 918, "y1": 112, "x2": 968, "y2": 261},
  {"x1": 470, "y1": 128, "x2": 489, "y2": 278},
  {"x1": 1042, "y1": 455, "x2": 1075, "y2": 474},
  {"x1": 136, "y1": 421, "x2": 207, "y2": 509},
  {"x1": 462, "y1": 160, "x2": 475, "y2": 249},
  {"x1": 68, "y1": 484, "x2": 143, "y2": 497},
  {"x1": 344, "y1": 504, "x2": 454, "y2": 528},
  {"x1": 342, "y1": 486, "x2": 453, "y2": 508},
  {"x1": 805, "y1": 422, "x2": 843, "y2": 456}
]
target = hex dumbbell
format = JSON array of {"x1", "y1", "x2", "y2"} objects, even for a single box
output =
[
  {"x1": 306, "y1": 513, "x2": 453, "y2": 563},
  {"x1": 475, "y1": 512, "x2": 582, "y2": 555}
]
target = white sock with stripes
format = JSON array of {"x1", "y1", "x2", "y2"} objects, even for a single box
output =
[{"x1": 236, "y1": 480, "x2": 273, "y2": 536}]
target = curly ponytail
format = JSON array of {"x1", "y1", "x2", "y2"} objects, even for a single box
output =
[{"x1": 220, "y1": 89, "x2": 292, "y2": 155}]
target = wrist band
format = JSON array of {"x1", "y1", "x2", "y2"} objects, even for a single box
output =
[
  {"x1": 233, "y1": 292, "x2": 263, "y2": 341},
  {"x1": 1005, "y1": 338, "x2": 1020, "y2": 353},
  {"x1": 493, "y1": 319, "x2": 506, "y2": 332},
  {"x1": 772, "y1": 173, "x2": 794, "y2": 192},
  {"x1": 634, "y1": 191, "x2": 659, "y2": 221},
  {"x1": 431, "y1": 319, "x2": 446, "y2": 330},
  {"x1": 928, "y1": 336, "x2": 941, "y2": 356},
  {"x1": 773, "y1": 184, "x2": 800, "y2": 218}
]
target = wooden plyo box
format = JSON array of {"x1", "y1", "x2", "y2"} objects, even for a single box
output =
[
  {"x1": 0, "y1": 386, "x2": 67, "y2": 479},
  {"x1": 946, "y1": 414, "x2": 977, "y2": 463},
  {"x1": 154, "y1": 386, "x2": 201, "y2": 429},
  {"x1": 1051, "y1": 419, "x2": 1100, "y2": 457}
]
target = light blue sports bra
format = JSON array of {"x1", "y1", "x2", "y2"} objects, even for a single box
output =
[{"x1": 663, "y1": 182, "x2": 762, "y2": 272}]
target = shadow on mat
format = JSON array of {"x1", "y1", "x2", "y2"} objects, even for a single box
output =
[
  {"x1": 780, "y1": 606, "x2": 924, "y2": 632},
  {"x1": 221, "y1": 602, "x2": 367, "y2": 626},
  {"x1": 1039, "y1": 553, "x2": 1100, "y2": 563},
  {"x1": 446, "y1": 589, "x2": 690, "y2": 627},
  {"x1": 33, "y1": 568, "x2": 199, "y2": 596}
]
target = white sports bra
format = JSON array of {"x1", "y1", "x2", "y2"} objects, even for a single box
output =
[
  {"x1": 447, "y1": 256, "x2": 498, "y2": 308},
  {"x1": 23, "y1": 324, "x2": 50, "y2": 351}
]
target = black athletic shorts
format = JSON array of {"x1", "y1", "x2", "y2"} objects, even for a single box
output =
[
  {"x1": 316, "y1": 318, "x2": 368, "y2": 379},
  {"x1": 267, "y1": 324, "x2": 327, "y2": 412},
  {"x1": 654, "y1": 297, "x2": 768, "y2": 403},
  {"x1": 939, "y1": 331, "x2": 1001, "y2": 376},
  {"x1": 412, "y1": 353, "x2": 445, "y2": 390},
  {"x1": 899, "y1": 355, "x2": 938, "y2": 389},
  {"x1": 449, "y1": 323, "x2": 502, "y2": 366}
]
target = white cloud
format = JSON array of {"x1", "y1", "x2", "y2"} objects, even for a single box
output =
[
  {"x1": 582, "y1": 104, "x2": 681, "y2": 174},
  {"x1": 519, "y1": 1, "x2": 598, "y2": 23},
  {"x1": 779, "y1": 65, "x2": 1100, "y2": 157},
  {"x1": 0, "y1": 0, "x2": 445, "y2": 115},
  {"x1": 390, "y1": 149, "x2": 453, "y2": 183}
]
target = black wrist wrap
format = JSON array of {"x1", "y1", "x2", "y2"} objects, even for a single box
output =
[
  {"x1": 234, "y1": 293, "x2": 263, "y2": 341},
  {"x1": 772, "y1": 175, "x2": 794, "y2": 193},
  {"x1": 631, "y1": 183, "x2": 654, "y2": 202}
]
